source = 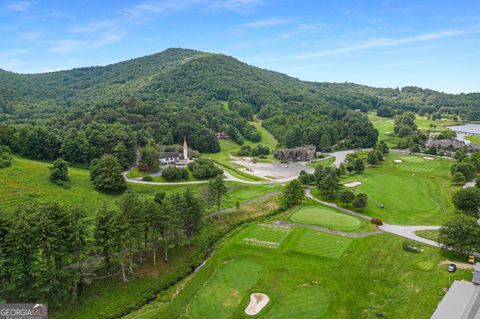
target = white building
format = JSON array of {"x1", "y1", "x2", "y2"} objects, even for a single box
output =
[{"x1": 158, "y1": 138, "x2": 189, "y2": 165}]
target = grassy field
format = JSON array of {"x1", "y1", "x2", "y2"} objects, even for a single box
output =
[
  {"x1": 203, "y1": 121, "x2": 278, "y2": 166},
  {"x1": 416, "y1": 230, "x2": 440, "y2": 242},
  {"x1": 307, "y1": 156, "x2": 335, "y2": 168},
  {"x1": 313, "y1": 153, "x2": 457, "y2": 225},
  {"x1": 126, "y1": 223, "x2": 470, "y2": 319},
  {"x1": 368, "y1": 112, "x2": 459, "y2": 146},
  {"x1": 0, "y1": 156, "x2": 282, "y2": 214},
  {"x1": 466, "y1": 136, "x2": 480, "y2": 144},
  {"x1": 288, "y1": 201, "x2": 374, "y2": 232}
]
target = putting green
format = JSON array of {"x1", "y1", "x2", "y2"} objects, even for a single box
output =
[
  {"x1": 290, "y1": 229, "x2": 352, "y2": 259},
  {"x1": 185, "y1": 260, "x2": 263, "y2": 319},
  {"x1": 267, "y1": 287, "x2": 329, "y2": 318},
  {"x1": 290, "y1": 206, "x2": 363, "y2": 231}
]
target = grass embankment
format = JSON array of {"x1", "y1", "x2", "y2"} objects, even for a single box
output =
[
  {"x1": 416, "y1": 230, "x2": 440, "y2": 242},
  {"x1": 128, "y1": 220, "x2": 469, "y2": 319},
  {"x1": 307, "y1": 156, "x2": 335, "y2": 168},
  {"x1": 311, "y1": 153, "x2": 457, "y2": 225}
]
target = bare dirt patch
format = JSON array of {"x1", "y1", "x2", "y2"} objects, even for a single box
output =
[
  {"x1": 344, "y1": 181, "x2": 362, "y2": 188},
  {"x1": 245, "y1": 292, "x2": 270, "y2": 315},
  {"x1": 439, "y1": 260, "x2": 474, "y2": 270}
]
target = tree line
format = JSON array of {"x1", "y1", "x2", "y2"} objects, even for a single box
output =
[{"x1": 0, "y1": 190, "x2": 204, "y2": 306}]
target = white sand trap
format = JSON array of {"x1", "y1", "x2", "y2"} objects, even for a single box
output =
[
  {"x1": 394, "y1": 159, "x2": 403, "y2": 164},
  {"x1": 245, "y1": 293, "x2": 270, "y2": 316},
  {"x1": 344, "y1": 181, "x2": 362, "y2": 188},
  {"x1": 385, "y1": 131, "x2": 391, "y2": 134},
  {"x1": 423, "y1": 156, "x2": 434, "y2": 160}
]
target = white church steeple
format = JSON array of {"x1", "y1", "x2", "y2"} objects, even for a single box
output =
[{"x1": 183, "y1": 137, "x2": 188, "y2": 162}]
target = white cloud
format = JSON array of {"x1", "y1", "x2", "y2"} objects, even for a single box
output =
[
  {"x1": 49, "y1": 40, "x2": 86, "y2": 54},
  {"x1": 292, "y1": 26, "x2": 480, "y2": 60},
  {"x1": 3, "y1": 1, "x2": 36, "y2": 12},
  {"x1": 241, "y1": 18, "x2": 291, "y2": 28}
]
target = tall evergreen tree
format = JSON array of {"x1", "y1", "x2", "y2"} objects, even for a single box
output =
[{"x1": 207, "y1": 174, "x2": 229, "y2": 212}]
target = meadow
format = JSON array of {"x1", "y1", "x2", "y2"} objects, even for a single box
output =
[
  {"x1": 126, "y1": 222, "x2": 469, "y2": 319},
  {"x1": 368, "y1": 112, "x2": 459, "y2": 146},
  {"x1": 313, "y1": 152, "x2": 457, "y2": 225},
  {"x1": 0, "y1": 156, "x2": 282, "y2": 215},
  {"x1": 203, "y1": 121, "x2": 278, "y2": 165}
]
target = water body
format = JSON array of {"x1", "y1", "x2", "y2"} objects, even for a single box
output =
[{"x1": 447, "y1": 123, "x2": 480, "y2": 144}]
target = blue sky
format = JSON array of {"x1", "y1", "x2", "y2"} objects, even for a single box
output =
[{"x1": 0, "y1": 0, "x2": 479, "y2": 93}]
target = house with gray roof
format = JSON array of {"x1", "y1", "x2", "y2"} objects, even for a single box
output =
[
  {"x1": 431, "y1": 263, "x2": 480, "y2": 319},
  {"x1": 425, "y1": 139, "x2": 465, "y2": 152}
]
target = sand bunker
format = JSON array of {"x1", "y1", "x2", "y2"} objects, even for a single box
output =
[
  {"x1": 423, "y1": 156, "x2": 434, "y2": 160},
  {"x1": 344, "y1": 181, "x2": 362, "y2": 188},
  {"x1": 245, "y1": 293, "x2": 270, "y2": 315},
  {"x1": 394, "y1": 159, "x2": 403, "y2": 163}
]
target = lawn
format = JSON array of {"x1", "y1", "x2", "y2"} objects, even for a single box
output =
[
  {"x1": 238, "y1": 224, "x2": 292, "y2": 249},
  {"x1": 202, "y1": 121, "x2": 278, "y2": 167},
  {"x1": 307, "y1": 156, "x2": 335, "y2": 168},
  {"x1": 288, "y1": 203, "x2": 373, "y2": 232},
  {"x1": 368, "y1": 112, "x2": 459, "y2": 146},
  {"x1": 127, "y1": 225, "x2": 470, "y2": 319},
  {"x1": 466, "y1": 136, "x2": 480, "y2": 144},
  {"x1": 313, "y1": 153, "x2": 457, "y2": 225},
  {"x1": 0, "y1": 156, "x2": 282, "y2": 215},
  {"x1": 415, "y1": 117, "x2": 458, "y2": 132},
  {"x1": 368, "y1": 112, "x2": 399, "y2": 146}
]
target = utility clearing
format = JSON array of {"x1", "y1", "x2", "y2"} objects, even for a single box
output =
[{"x1": 245, "y1": 293, "x2": 270, "y2": 315}]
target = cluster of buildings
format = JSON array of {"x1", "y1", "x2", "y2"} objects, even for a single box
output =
[
  {"x1": 273, "y1": 145, "x2": 317, "y2": 162},
  {"x1": 425, "y1": 139, "x2": 480, "y2": 154}
]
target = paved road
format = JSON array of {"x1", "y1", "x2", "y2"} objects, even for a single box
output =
[
  {"x1": 305, "y1": 188, "x2": 441, "y2": 247},
  {"x1": 273, "y1": 220, "x2": 384, "y2": 238},
  {"x1": 379, "y1": 224, "x2": 440, "y2": 247}
]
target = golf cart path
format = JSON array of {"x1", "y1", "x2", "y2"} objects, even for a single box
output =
[
  {"x1": 305, "y1": 188, "x2": 441, "y2": 247},
  {"x1": 123, "y1": 169, "x2": 274, "y2": 185}
]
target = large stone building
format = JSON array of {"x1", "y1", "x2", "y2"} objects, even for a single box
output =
[
  {"x1": 274, "y1": 145, "x2": 316, "y2": 162},
  {"x1": 425, "y1": 139, "x2": 465, "y2": 152}
]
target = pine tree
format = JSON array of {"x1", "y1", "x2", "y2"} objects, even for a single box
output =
[
  {"x1": 94, "y1": 204, "x2": 128, "y2": 280},
  {"x1": 119, "y1": 192, "x2": 145, "y2": 271},
  {"x1": 181, "y1": 189, "x2": 204, "y2": 246},
  {"x1": 208, "y1": 174, "x2": 229, "y2": 212}
]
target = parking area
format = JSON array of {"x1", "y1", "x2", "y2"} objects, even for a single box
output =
[{"x1": 231, "y1": 160, "x2": 314, "y2": 182}]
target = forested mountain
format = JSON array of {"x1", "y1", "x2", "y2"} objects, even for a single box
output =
[{"x1": 0, "y1": 48, "x2": 478, "y2": 167}]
